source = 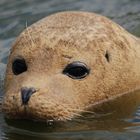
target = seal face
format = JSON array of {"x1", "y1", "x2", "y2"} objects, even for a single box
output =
[{"x1": 2, "y1": 11, "x2": 140, "y2": 121}]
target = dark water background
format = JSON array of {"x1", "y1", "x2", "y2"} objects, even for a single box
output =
[{"x1": 0, "y1": 0, "x2": 140, "y2": 140}]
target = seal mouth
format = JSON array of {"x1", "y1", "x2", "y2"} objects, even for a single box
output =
[
  {"x1": 4, "y1": 110, "x2": 56, "y2": 126},
  {"x1": 3, "y1": 103, "x2": 56, "y2": 123},
  {"x1": 2, "y1": 90, "x2": 77, "y2": 122}
]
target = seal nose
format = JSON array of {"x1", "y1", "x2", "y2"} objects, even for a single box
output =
[{"x1": 21, "y1": 87, "x2": 36, "y2": 105}]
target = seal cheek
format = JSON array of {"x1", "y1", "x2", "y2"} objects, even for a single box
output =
[{"x1": 2, "y1": 92, "x2": 22, "y2": 117}]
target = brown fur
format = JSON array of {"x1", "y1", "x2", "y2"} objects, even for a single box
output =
[{"x1": 2, "y1": 11, "x2": 140, "y2": 121}]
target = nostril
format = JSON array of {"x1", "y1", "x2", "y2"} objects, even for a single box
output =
[{"x1": 21, "y1": 87, "x2": 36, "y2": 105}]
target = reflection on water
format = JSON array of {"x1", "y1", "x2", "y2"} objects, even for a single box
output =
[{"x1": 0, "y1": 0, "x2": 140, "y2": 140}]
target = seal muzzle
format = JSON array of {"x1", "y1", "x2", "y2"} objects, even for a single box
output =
[{"x1": 21, "y1": 87, "x2": 36, "y2": 105}]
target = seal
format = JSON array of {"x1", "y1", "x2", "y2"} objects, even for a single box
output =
[{"x1": 2, "y1": 11, "x2": 140, "y2": 121}]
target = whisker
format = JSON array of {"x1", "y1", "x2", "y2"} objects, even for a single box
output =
[
  {"x1": 71, "y1": 112, "x2": 85, "y2": 118},
  {"x1": 67, "y1": 107, "x2": 113, "y2": 120},
  {"x1": 68, "y1": 108, "x2": 96, "y2": 114},
  {"x1": 25, "y1": 21, "x2": 35, "y2": 47}
]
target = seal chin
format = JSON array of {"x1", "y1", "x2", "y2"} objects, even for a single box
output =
[
  {"x1": 2, "y1": 94, "x2": 77, "y2": 122},
  {"x1": 3, "y1": 104, "x2": 69, "y2": 122},
  {"x1": 5, "y1": 109, "x2": 75, "y2": 122}
]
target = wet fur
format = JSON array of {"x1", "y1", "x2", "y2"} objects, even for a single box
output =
[{"x1": 2, "y1": 11, "x2": 140, "y2": 121}]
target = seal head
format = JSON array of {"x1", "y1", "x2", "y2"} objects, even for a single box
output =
[{"x1": 2, "y1": 11, "x2": 140, "y2": 121}]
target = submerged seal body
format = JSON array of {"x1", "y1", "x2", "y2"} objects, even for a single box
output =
[{"x1": 2, "y1": 11, "x2": 140, "y2": 121}]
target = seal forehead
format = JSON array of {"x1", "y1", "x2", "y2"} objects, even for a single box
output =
[
  {"x1": 9, "y1": 11, "x2": 132, "y2": 67},
  {"x1": 13, "y1": 11, "x2": 121, "y2": 52},
  {"x1": 31, "y1": 11, "x2": 115, "y2": 37}
]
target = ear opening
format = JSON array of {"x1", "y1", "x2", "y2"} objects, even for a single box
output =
[{"x1": 105, "y1": 50, "x2": 110, "y2": 62}]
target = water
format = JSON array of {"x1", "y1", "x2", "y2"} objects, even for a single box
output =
[{"x1": 0, "y1": 0, "x2": 140, "y2": 140}]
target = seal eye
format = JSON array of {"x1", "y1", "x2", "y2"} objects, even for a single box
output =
[
  {"x1": 63, "y1": 61, "x2": 90, "y2": 79},
  {"x1": 12, "y1": 58, "x2": 27, "y2": 75}
]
